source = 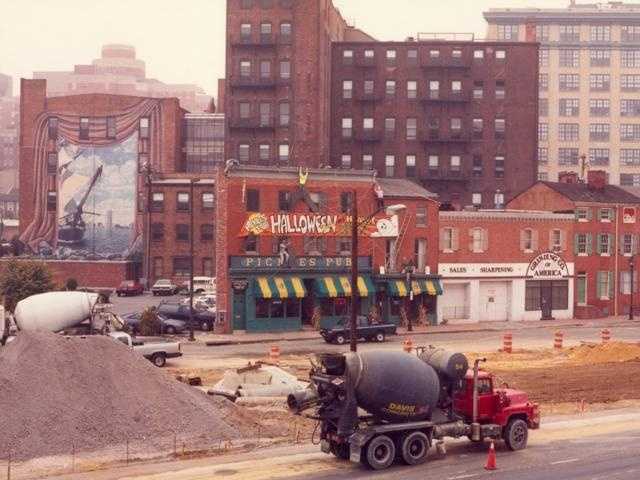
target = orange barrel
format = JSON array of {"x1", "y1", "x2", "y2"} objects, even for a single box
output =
[
  {"x1": 502, "y1": 333, "x2": 513, "y2": 354},
  {"x1": 554, "y1": 331, "x2": 564, "y2": 349}
]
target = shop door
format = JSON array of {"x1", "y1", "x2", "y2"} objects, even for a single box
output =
[
  {"x1": 540, "y1": 281, "x2": 553, "y2": 320},
  {"x1": 233, "y1": 293, "x2": 246, "y2": 330},
  {"x1": 479, "y1": 281, "x2": 509, "y2": 321}
]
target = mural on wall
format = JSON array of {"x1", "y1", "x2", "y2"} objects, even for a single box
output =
[{"x1": 56, "y1": 134, "x2": 138, "y2": 259}]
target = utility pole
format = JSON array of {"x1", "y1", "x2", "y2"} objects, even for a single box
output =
[
  {"x1": 188, "y1": 179, "x2": 197, "y2": 342},
  {"x1": 630, "y1": 256, "x2": 635, "y2": 321},
  {"x1": 350, "y1": 190, "x2": 358, "y2": 353}
]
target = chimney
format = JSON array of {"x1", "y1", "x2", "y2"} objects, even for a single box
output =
[
  {"x1": 558, "y1": 171, "x2": 579, "y2": 184},
  {"x1": 587, "y1": 170, "x2": 607, "y2": 191}
]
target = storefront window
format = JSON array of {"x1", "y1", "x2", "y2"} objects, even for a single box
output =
[
  {"x1": 526, "y1": 280, "x2": 568, "y2": 311},
  {"x1": 256, "y1": 299, "x2": 270, "y2": 318},
  {"x1": 285, "y1": 298, "x2": 300, "y2": 317},
  {"x1": 390, "y1": 298, "x2": 402, "y2": 316},
  {"x1": 321, "y1": 298, "x2": 333, "y2": 316},
  {"x1": 552, "y1": 280, "x2": 569, "y2": 310},
  {"x1": 256, "y1": 298, "x2": 300, "y2": 319},
  {"x1": 270, "y1": 299, "x2": 285, "y2": 318},
  {"x1": 525, "y1": 281, "x2": 541, "y2": 311},
  {"x1": 335, "y1": 297, "x2": 349, "y2": 316}
]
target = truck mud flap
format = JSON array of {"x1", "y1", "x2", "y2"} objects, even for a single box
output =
[
  {"x1": 320, "y1": 439, "x2": 331, "y2": 454},
  {"x1": 348, "y1": 431, "x2": 368, "y2": 463}
]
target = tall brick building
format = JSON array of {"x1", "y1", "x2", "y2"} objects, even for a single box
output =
[{"x1": 225, "y1": 0, "x2": 539, "y2": 208}]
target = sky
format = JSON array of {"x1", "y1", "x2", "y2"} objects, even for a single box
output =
[{"x1": 0, "y1": 0, "x2": 565, "y2": 99}]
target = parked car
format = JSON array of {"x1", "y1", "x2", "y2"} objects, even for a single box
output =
[
  {"x1": 121, "y1": 312, "x2": 186, "y2": 335},
  {"x1": 151, "y1": 279, "x2": 179, "y2": 296},
  {"x1": 115, "y1": 280, "x2": 144, "y2": 297},
  {"x1": 320, "y1": 315, "x2": 397, "y2": 344},
  {"x1": 110, "y1": 331, "x2": 182, "y2": 367},
  {"x1": 157, "y1": 302, "x2": 215, "y2": 331}
]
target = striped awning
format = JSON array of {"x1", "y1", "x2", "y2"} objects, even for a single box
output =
[
  {"x1": 387, "y1": 279, "x2": 443, "y2": 297},
  {"x1": 255, "y1": 277, "x2": 307, "y2": 299},
  {"x1": 314, "y1": 276, "x2": 376, "y2": 298}
]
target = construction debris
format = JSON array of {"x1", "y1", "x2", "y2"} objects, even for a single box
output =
[
  {"x1": 209, "y1": 362, "x2": 308, "y2": 400},
  {"x1": 568, "y1": 341, "x2": 640, "y2": 364}
]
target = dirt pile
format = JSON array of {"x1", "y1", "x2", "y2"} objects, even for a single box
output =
[
  {"x1": 568, "y1": 342, "x2": 640, "y2": 364},
  {"x1": 0, "y1": 332, "x2": 277, "y2": 460}
]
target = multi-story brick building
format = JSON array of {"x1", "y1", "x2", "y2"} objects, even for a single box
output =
[
  {"x1": 508, "y1": 170, "x2": 640, "y2": 318},
  {"x1": 225, "y1": 0, "x2": 539, "y2": 208},
  {"x1": 438, "y1": 209, "x2": 575, "y2": 323},
  {"x1": 183, "y1": 113, "x2": 225, "y2": 173},
  {"x1": 0, "y1": 73, "x2": 18, "y2": 171},
  {"x1": 214, "y1": 164, "x2": 442, "y2": 333},
  {"x1": 17, "y1": 79, "x2": 214, "y2": 288},
  {"x1": 485, "y1": 1, "x2": 640, "y2": 185}
]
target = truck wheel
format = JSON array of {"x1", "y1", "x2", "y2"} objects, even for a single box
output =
[
  {"x1": 151, "y1": 353, "x2": 166, "y2": 368},
  {"x1": 365, "y1": 435, "x2": 395, "y2": 470},
  {"x1": 375, "y1": 331, "x2": 385, "y2": 343},
  {"x1": 335, "y1": 334, "x2": 346, "y2": 345},
  {"x1": 504, "y1": 418, "x2": 528, "y2": 451},
  {"x1": 330, "y1": 442, "x2": 350, "y2": 460},
  {"x1": 400, "y1": 431, "x2": 429, "y2": 465}
]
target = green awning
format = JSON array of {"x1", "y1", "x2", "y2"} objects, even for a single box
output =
[
  {"x1": 387, "y1": 279, "x2": 443, "y2": 297},
  {"x1": 314, "y1": 276, "x2": 376, "y2": 297},
  {"x1": 255, "y1": 277, "x2": 307, "y2": 299}
]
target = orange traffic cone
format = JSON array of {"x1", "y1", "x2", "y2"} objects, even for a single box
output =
[{"x1": 485, "y1": 441, "x2": 497, "y2": 470}]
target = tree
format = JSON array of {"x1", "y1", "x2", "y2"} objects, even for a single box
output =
[
  {"x1": 0, "y1": 260, "x2": 55, "y2": 312},
  {"x1": 139, "y1": 306, "x2": 161, "y2": 336},
  {"x1": 65, "y1": 278, "x2": 78, "y2": 291}
]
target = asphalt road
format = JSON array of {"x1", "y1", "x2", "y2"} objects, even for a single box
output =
[{"x1": 109, "y1": 292, "x2": 185, "y2": 315}]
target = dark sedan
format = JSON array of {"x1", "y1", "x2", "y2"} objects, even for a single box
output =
[{"x1": 122, "y1": 312, "x2": 186, "y2": 335}]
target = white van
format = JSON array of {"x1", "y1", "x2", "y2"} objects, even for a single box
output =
[{"x1": 185, "y1": 276, "x2": 215, "y2": 294}]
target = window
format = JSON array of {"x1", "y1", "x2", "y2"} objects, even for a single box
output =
[
  {"x1": 176, "y1": 224, "x2": 189, "y2": 242},
  {"x1": 407, "y1": 49, "x2": 418, "y2": 65},
  {"x1": 539, "y1": 49, "x2": 549, "y2": 67},
  {"x1": 497, "y1": 24, "x2": 518, "y2": 40},
  {"x1": 363, "y1": 117, "x2": 374, "y2": 131},
  {"x1": 176, "y1": 192, "x2": 190, "y2": 212},
  {"x1": 620, "y1": 271, "x2": 638, "y2": 295},
  {"x1": 450, "y1": 155, "x2": 461, "y2": 172},
  {"x1": 590, "y1": 49, "x2": 610, "y2": 67},
  {"x1": 340, "y1": 191, "x2": 353, "y2": 214},
  {"x1": 590, "y1": 74, "x2": 610, "y2": 91},
  {"x1": 406, "y1": 118, "x2": 417, "y2": 140},
  {"x1": 621, "y1": 124, "x2": 640, "y2": 141},
  {"x1": 385, "y1": 80, "x2": 396, "y2": 97},
  {"x1": 558, "y1": 148, "x2": 579, "y2": 165},
  {"x1": 240, "y1": 23, "x2": 252, "y2": 39},
  {"x1": 451, "y1": 80, "x2": 462, "y2": 95},
  {"x1": 559, "y1": 123, "x2": 579, "y2": 141},
  {"x1": 406, "y1": 155, "x2": 416, "y2": 177},
  {"x1": 560, "y1": 24, "x2": 580, "y2": 42},
  {"x1": 385, "y1": 155, "x2": 395, "y2": 177},
  {"x1": 386, "y1": 49, "x2": 397, "y2": 64},
  {"x1": 202, "y1": 192, "x2": 214, "y2": 209},
  {"x1": 240, "y1": 60, "x2": 251, "y2": 77},
  {"x1": 472, "y1": 155, "x2": 482, "y2": 177},
  {"x1": 201, "y1": 224, "x2": 214, "y2": 242},
  {"x1": 279, "y1": 102, "x2": 290, "y2": 126},
  {"x1": 47, "y1": 152, "x2": 58, "y2": 174},
  {"x1": 521, "y1": 228, "x2": 536, "y2": 251},
  {"x1": 238, "y1": 143, "x2": 250, "y2": 163},
  {"x1": 621, "y1": 173, "x2": 640, "y2": 186},
  {"x1": 239, "y1": 101, "x2": 251, "y2": 119},
  {"x1": 536, "y1": 24, "x2": 549, "y2": 41},
  {"x1": 337, "y1": 237, "x2": 352, "y2": 255},
  {"x1": 151, "y1": 223, "x2": 164, "y2": 242},
  {"x1": 559, "y1": 98, "x2": 579, "y2": 117},
  {"x1": 407, "y1": 80, "x2": 417, "y2": 99},
  {"x1": 244, "y1": 235, "x2": 258, "y2": 254},
  {"x1": 429, "y1": 80, "x2": 440, "y2": 99},
  {"x1": 474, "y1": 49, "x2": 484, "y2": 60},
  {"x1": 559, "y1": 74, "x2": 579, "y2": 91},
  {"x1": 621, "y1": 75, "x2": 640, "y2": 91},
  {"x1": 79, "y1": 117, "x2": 90, "y2": 140},
  {"x1": 364, "y1": 80, "x2": 374, "y2": 95},
  {"x1": 173, "y1": 257, "x2": 190, "y2": 276},
  {"x1": 470, "y1": 228, "x2": 488, "y2": 253},
  {"x1": 494, "y1": 156, "x2": 505, "y2": 178},
  {"x1": 246, "y1": 189, "x2": 259, "y2": 211},
  {"x1": 452, "y1": 49, "x2": 462, "y2": 59},
  {"x1": 539, "y1": 98, "x2": 548, "y2": 117},
  {"x1": 538, "y1": 172, "x2": 549, "y2": 181},
  {"x1": 472, "y1": 193, "x2": 482, "y2": 206},
  {"x1": 259, "y1": 143, "x2": 271, "y2": 163},
  {"x1": 362, "y1": 154, "x2": 373, "y2": 170},
  {"x1": 364, "y1": 49, "x2": 375, "y2": 59},
  {"x1": 429, "y1": 49, "x2": 440, "y2": 58},
  {"x1": 449, "y1": 118, "x2": 462, "y2": 137},
  {"x1": 303, "y1": 237, "x2": 326, "y2": 255},
  {"x1": 494, "y1": 118, "x2": 505, "y2": 139},
  {"x1": 575, "y1": 233, "x2": 590, "y2": 254},
  {"x1": 106, "y1": 116, "x2": 116, "y2": 139},
  {"x1": 598, "y1": 233, "x2": 612, "y2": 255},
  {"x1": 440, "y1": 227, "x2": 458, "y2": 251},
  {"x1": 384, "y1": 117, "x2": 396, "y2": 138},
  {"x1": 342, "y1": 80, "x2": 353, "y2": 99},
  {"x1": 559, "y1": 49, "x2": 579, "y2": 67},
  {"x1": 590, "y1": 99, "x2": 610, "y2": 117},
  {"x1": 576, "y1": 274, "x2": 587, "y2": 305},
  {"x1": 589, "y1": 124, "x2": 609, "y2": 141},
  {"x1": 153, "y1": 257, "x2": 163, "y2": 278},
  {"x1": 278, "y1": 191, "x2": 291, "y2": 211},
  {"x1": 341, "y1": 118, "x2": 352, "y2": 138},
  {"x1": 473, "y1": 81, "x2": 484, "y2": 99},
  {"x1": 279, "y1": 144, "x2": 290, "y2": 163},
  {"x1": 623, "y1": 233, "x2": 636, "y2": 255},
  {"x1": 550, "y1": 229, "x2": 563, "y2": 251},
  {"x1": 48, "y1": 117, "x2": 58, "y2": 139},
  {"x1": 341, "y1": 154, "x2": 351, "y2": 168},
  {"x1": 597, "y1": 271, "x2": 613, "y2": 299},
  {"x1": 151, "y1": 192, "x2": 164, "y2": 212},
  {"x1": 599, "y1": 208, "x2": 614, "y2": 222},
  {"x1": 428, "y1": 155, "x2": 439, "y2": 169},
  {"x1": 342, "y1": 49, "x2": 353, "y2": 65},
  {"x1": 538, "y1": 147, "x2": 548, "y2": 164},
  {"x1": 260, "y1": 60, "x2": 271, "y2": 79},
  {"x1": 202, "y1": 258, "x2": 214, "y2": 277},
  {"x1": 539, "y1": 74, "x2": 548, "y2": 91},
  {"x1": 623, "y1": 25, "x2": 640, "y2": 41},
  {"x1": 260, "y1": 22, "x2": 272, "y2": 40},
  {"x1": 280, "y1": 22, "x2": 292, "y2": 42},
  {"x1": 415, "y1": 239, "x2": 427, "y2": 271},
  {"x1": 621, "y1": 99, "x2": 640, "y2": 117},
  {"x1": 590, "y1": 25, "x2": 611, "y2": 42},
  {"x1": 589, "y1": 148, "x2": 609, "y2": 166},
  {"x1": 576, "y1": 207, "x2": 590, "y2": 221},
  {"x1": 259, "y1": 103, "x2": 271, "y2": 126},
  {"x1": 494, "y1": 192, "x2": 505, "y2": 208},
  {"x1": 621, "y1": 149, "x2": 640, "y2": 166},
  {"x1": 622, "y1": 50, "x2": 640, "y2": 68},
  {"x1": 538, "y1": 123, "x2": 548, "y2": 141},
  {"x1": 279, "y1": 60, "x2": 291, "y2": 80},
  {"x1": 472, "y1": 118, "x2": 483, "y2": 139}
]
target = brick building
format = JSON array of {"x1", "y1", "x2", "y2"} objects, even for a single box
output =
[
  {"x1": 214, "y1": 164, "x2": 442, "y2": 333},
  {"x1": 438, "y1": 209, "x2": 575, "y2": 323},
  {"x1": 17, "y1": 79, "x2": 213, "y2": 288},
  {"x1": 508, "y1": 170, "x2": 640, "y2": 318},
  {"x1": 225, "y1": 0, "x2": 539, "y2": 208}
]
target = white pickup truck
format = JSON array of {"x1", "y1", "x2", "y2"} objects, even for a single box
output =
[{"x1": 110, "y1": 331, "x2": 182, "y2": 367}]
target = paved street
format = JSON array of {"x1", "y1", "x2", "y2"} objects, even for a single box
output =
[{"x1": 109, "y1": 292, "x2": 185, "y2": 315}]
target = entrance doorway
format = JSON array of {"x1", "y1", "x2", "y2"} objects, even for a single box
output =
[
  {"x1": 232, "y1": 292, "x2": 246, "y2": 330},
  {"x1": 479, "y1": 281, "x2": 510, "y2": 321}
]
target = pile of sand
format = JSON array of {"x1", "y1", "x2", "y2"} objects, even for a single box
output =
[
  {"x1": 569, "y1": 341, "x2": 640, "y2": 364},
  {"x1": 0, "y1": 331, "x2": 274, "y2": 460}
]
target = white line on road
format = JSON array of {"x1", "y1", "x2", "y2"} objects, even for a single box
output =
[
  {"x1": 550, "y1": 458, "x2": 580, "y2": 465},
  {"x1": 448, "y1": 474, "x2": 479, "y2": 480}
]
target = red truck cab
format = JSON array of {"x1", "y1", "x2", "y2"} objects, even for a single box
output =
[{"x1": 453, "y1": 370, "x2": 540, "y2": 431}]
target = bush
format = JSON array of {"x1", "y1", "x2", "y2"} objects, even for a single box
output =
[
  {"x1": 139, "y1": 307, "x2": 161, "y2": 336},
  {"x1": 0, "y1": 260, "x2": 55, "y2": 312},
  {"x1": 65, "y1": 278, "x2": 78, "y2": 291}
]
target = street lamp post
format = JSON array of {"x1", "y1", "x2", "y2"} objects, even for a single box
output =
[
  {"x1": 405, "y1": 263, "x2": 415, "y2": 332},
  {"x1": 630, "y1": 256, "x2": 635, "y2": 321},
  {"x1": 188, "y1": 178, "x2": 199, "y2": 342},
  {"x1": 350, "y1": 190, "x2": 359, "y2": 353}
]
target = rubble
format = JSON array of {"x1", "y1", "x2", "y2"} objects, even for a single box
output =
[
  {"x1": 209, "y1": 362, "x2": 308, "y2": 400},
  {"x1": 568, "y1": 341, "x2": 640, "y2": 364}
]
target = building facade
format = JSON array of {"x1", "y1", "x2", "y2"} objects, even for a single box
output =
[
  {"x1": 438, "y1": 210, "x2": 575, "y2": 323},
  {"x1": 485, "y1": 1, "x2": 640, "y2": 185},
  {"x1": 508, "y1": 170, "x2": 640, "y2": 318},
  {"x1": 17, "y1": 79, "x2": 214, "y2": 288},
  {"x1": 0, "y1": 73, "x2": 18, "y2": 171},
  {"x1": 33, "y1": 44, "x2": 212, "y2": 113},
  {"x1": 214, "y1": 165, "x2": 442, "y2": 333},
  {"x1": 183, "y1": 113, "x2": 225, "y2": 173}
]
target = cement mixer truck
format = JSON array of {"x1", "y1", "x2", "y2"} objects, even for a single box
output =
[{"x1": 289, "y1": 348, "x2": 539, "y2": 470}]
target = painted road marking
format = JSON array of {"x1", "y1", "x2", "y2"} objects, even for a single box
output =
[
  {"x1": 448, "y1": 474, "x2": 479, "y2": 480},
  {"x1": 550, "y1": 458, "x2": 580, "y2": 465}
]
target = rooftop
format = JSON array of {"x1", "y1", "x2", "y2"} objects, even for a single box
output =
[
  {"x1": 440, "y1": 209, "x2": 575, "y2": 221},
  {"x1": 484, "y1": 1, "x2": 640, "y2": 20},
  {"x1": 541, "y1": 181, "x2": 640, "y2": 204},
  {"x1": 376, "y1": 178, "x2": 437, "y2": 200}
]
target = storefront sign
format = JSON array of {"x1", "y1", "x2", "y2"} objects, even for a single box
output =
[
  {"x1": 526, "y1": 252, "x2": 569, "y2": 279},
  {"x1": 239, "y1": 213, "x2": 398, "y2": 237},
  {"x1": 623, "y1": 207, "x2": 636, "y2": 224},
  {"x1": 439, "y1": 263, "x2": 525, "y2": 277},
  {"x1": 230, "y1": 255, "x2": 372, "y2": 272},
  {"x1": 231, "y1": 280, "x2": 249, "y2": 291}
]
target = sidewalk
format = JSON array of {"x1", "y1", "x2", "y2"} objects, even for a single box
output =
[{"x1": 202, "y1": 316, "x2": 638, "y2": 346}]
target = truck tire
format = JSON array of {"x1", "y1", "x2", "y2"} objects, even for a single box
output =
[
  {"x1": 364, "y1": 435, "x2": 395, "y2": 470},
  {"x1": 400, "y1": 431, "x2": 429, "y2": 465},
  {"x1": 335, "y1": 334, "x2": 346, "y2": 345},
  {"x1": 375, "y1": 331, "x2": 385, "y2": 343},
  {"x1": 330, "y1": 442, "x2": 350, "y2": 460},
  {"x1": 504, "y1": 418, "x2": 528, "y2": 451},
  {"x1": 151, "y1": 353, "x2": 166, "y2": 368}
]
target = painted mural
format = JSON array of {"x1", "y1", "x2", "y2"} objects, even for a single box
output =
[{"x1": 55, "y1": 134, "x2": 139, "y2": 260}]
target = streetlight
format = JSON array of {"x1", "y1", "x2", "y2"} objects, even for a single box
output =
[
  {"x1": 188, "y1": 178, "x2": 200, "y2": 342},
  {"x1": 404, "y1": 261, "x2": 416, "y2": 332},
  {"x1": 349, "y1": 196, "x2": 406, "y2": 352},
  {"x1": 630, "y1": 256, "x2": 635, "y2": 321}
]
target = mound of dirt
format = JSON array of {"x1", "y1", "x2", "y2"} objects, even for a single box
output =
[
  {"x1": 0, "y1": 331, "x2": 275, "y2": 460},
  {"x1": 569, "y1": 342, "x2": 640, "y2": 364}
]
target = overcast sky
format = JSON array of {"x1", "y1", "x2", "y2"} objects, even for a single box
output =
[{"x1": 0, "y1": 0, "x2": 563, "y2": 98}]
